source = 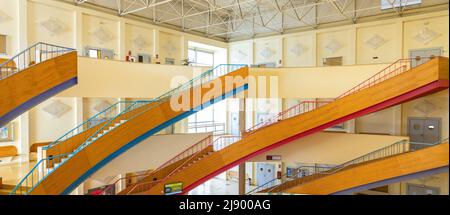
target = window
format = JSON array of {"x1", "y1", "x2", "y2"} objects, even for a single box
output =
[
  {"x1": 188, "y1": 48, "x2": 214, "y2": 67},
  {"x1": 85, "y1": 47, "x2": 114, "y2": 60},
  {"x1": 88, "y1": 49, "x2": 100, "y2": 59},
  {"x1": 187, "y1": 100, "x2": 226, "y2": 135},
  {"x1": 323, "y1": 57, "x2": 343, "y2": 66},
  {"x1": 381, "y1": 0, "x2": 421, "y2": 10},
  {"x1": 0, "y1": 35, "x2": 6, "y2": 54}
]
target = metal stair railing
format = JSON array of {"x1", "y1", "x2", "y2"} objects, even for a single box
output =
[
  {"x1": 0, "y1": 42, "x2": 75, "y2": 80},
  {"x1": 98, "y1": 135, "x2": 213, "y2": 195},
  {"x1": 119, "y1": 135, "x2": 239, "y2": 195},
  {"x1": 264, "y1": 138, "x2": 448, "y2": 194},
  {"x1": 246, "y1": 165, "x2": 334, "y2": 195},
  {"x1": 243, "y1": 57, "x2": 438, "y2": 135},
  {"x1": 10, "y1": 64, "x2": 246, "y2": 195}
]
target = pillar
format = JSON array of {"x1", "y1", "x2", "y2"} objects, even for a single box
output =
[{"x1": 238, "y1": 98, "x2": 246, "y2": 195}]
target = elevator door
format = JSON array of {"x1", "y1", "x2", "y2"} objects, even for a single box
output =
[{"x1": 408, "y1": 118, "x2": 441, "y2": 148}]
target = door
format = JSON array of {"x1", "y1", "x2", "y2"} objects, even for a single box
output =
[
  {"x1": 409, "y1": 48, "x2": 442, "y2": 67},
  {"x1": 256, "y1": 163, "x2": 276, "y2": 187},
  {"x1": 229, "y1": 112, "x2": 240, "y2": 135},
  {"x1": 407, "y1": 184, "x2": 440, "y2": 195},
  {"x1": 408, "y1": 118, "x2": 441, "y2": 149},
  {"x1": 409, "y1": 118, "x2": 425, "y2": 143}
]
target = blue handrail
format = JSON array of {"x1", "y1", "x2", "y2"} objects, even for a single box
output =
[
  {"x1": 44, "y1": 64, "x2": 245, "y2": 151},
  {"x1": 11, "y1": 63, "x2": 247, "y2": 195},
  {"x1": 0, "y1": 42, "x2": 75, "y2": 80}
]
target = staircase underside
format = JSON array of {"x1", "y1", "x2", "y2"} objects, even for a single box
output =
[
  {"x1": 29, "y1": 67, "x2": 249, "y2": 195},
  {"x1": 0, "y1": 52, "x2": 78, "y2": 127},
  {"x1": 281, "y1": 142, "x2": 449, "y2": 195},
  {"x1": 140, "y1": 57, "x2": 449, "y2": 195}
]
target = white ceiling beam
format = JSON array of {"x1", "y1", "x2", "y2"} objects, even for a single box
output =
[{"x1": 120, "y1": 0, "x2": 174, "y2": 15}]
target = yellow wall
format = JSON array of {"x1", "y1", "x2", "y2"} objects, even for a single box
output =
[
  {"x1": 27, "y1": 0, "x2": 75, "y2": 48},
  {"x1": 317, "y1": 28, "x2": 356, "y2": 66},
  {"x1": 254, "y1": 37, "x2": 282, "y2": 66},
  {"x1": 159, "y1": 31, "x2": 182, "y2": 65},
  {"x1": 283, "y1": 33, "x2": 316, "y2": 67},
  {"x1": 249, "y1": 63, "x2": 388, "y2": 98},
  {"x1": 2, "y1": 0, "x2": 227, "y2": 61},
  {"x1": 29, "y1": 98, "x2": 77, "y2": 144},
  {"x1": 229, "y1": 10, "x2": 449, "y2": 67},
  {"x1": 0, "y1": 0, "x2": 20, "y2": 58},
  {"x1": 401, "y1": 90, "x2": 449, "y2": 140},
  {"x1": 82, "y1": 14, "x2": 119, "y2": 58},
  {"x1": 403, "y1": 15, "x2": 449, "y2": 58},
  {"x1": 58, "y1": 57, "x2": 209, "y2": 98},
  {"x1": 124, "y1": 23, "x2": 154, "y2": 58},
  {"x1": 356, "y1": 22, "x2": 402, "y2": 64}
]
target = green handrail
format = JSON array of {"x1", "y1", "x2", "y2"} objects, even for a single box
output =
[{"x1": 11, "y1": 64, "x2": 246, "y2": 195}]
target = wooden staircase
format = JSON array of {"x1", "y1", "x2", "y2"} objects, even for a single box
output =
[
  {"x1": 13, "y1": 65, "x2": 248, "y2": 195},
  {"x1": 281, "y1": 141, "x2": 449, "y2": 195},
  {"x1": 137, "y1": 57, "x2": 449, "y2": 195},
  {"x1": 0, "y1": 43, "x2": 77, "y2": 127}
]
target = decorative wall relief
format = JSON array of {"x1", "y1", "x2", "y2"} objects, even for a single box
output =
[
  {"x1": 91, "y1": 27, "x2": 114, "y2": 44},
  {"x1": 133, "y1": 35, "x2": 148, "y2": 50},
  {"x1": 260, "y1": 46, "x2": 275, "y2": 59},
  {"x1": 413, "y1": 27, "x2": 440, "y2": 45},
  {"x1": 290, "y1": 43, "x2": 307, "y2": 56},
  {"x1": 39, "y1": 17, "x2": 67, "y2": 36},
  {"x1": 163, "y1": 40, "x2": 177, "y2": 57},
  {"x1": 0, "y1": 10, "x2": 10, "y2": 23},
  {"x1": 42, "y1": 100, "x2": 71, "y2": 118},
  {"x1": 365, "y1": 34, "x2": 387, "y2": 50},
  {"x1": 325, "y1": 39, "x2": 342, "y2": 53},
  {"x1": 93, "y1": 100, "x2": 113, "y2": 113},
  {"x1": 413, "y1": 100, "x2": 438, "y2": 115},
  {"x1": 232, "y1": 49, "x2": 248, "y2": 62}
]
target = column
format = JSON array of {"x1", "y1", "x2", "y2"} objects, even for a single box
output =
[
  {"x1": 74, "y1": 97, "x2": 84, "y2": 125},
  {"x1": 238, "y1": 98, "x2": 246, "y2": 195},
  {"x1": 74, "y1": 10, "x2": 83, "y2": 53},
  {"x1": 18, "y1": 112, "x2": 30, "y2": 157}
]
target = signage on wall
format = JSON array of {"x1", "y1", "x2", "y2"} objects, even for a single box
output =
[
  {"x1": 266, "y1": 155, "x2": 281, "y2": 161},
  {"x1": 164, "y1": 182, "x2": 183, "y2": 195}
]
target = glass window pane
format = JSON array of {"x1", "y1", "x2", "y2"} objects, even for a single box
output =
[
  {"x1": 188, "y1": 49, "x2": 196, "y2": 62},
  {"x1": 196, "y1": 50, "x2": 213, "y2": 66}
]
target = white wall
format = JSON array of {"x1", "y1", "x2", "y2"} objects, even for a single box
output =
[
  {"x1": 0, "y1": 0, "x2": 20, "y2": 58},
  {"x1": 229, "y1": 10, "x2": 449, "y2": 67}
]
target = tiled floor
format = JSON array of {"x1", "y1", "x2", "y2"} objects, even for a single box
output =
[
  {"x1": 189, "y1": 177, "x2": 257, "y2": 195},
  {"x1": 0, "y1": 155, "x2": 35, "y2": 185}
]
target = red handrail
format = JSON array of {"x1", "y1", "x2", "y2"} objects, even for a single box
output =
[
  {"x1": 102, "y1": 56, "x2": 434, "y2": 195},
  {"x1": 99, "y1": 135, "x2": 213, "y2": 195},
  {"x1": 243, "y1": 57, "x2": 425, "y2": 135},
  {"x1": 123, "y1": 136, "x2": 240, "y2": 194}
]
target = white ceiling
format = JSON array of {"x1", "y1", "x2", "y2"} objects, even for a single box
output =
[{"x1": 62, "y1": 0, "x2": 449, "y2": 41}]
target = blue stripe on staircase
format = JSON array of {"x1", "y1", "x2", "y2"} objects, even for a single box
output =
[
  {"x1": 62, "y1": 83, "x2": 248, "y2": 195},
  {"x1": 0, "y1": 77, "x2": 78, "y2": 127}
]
